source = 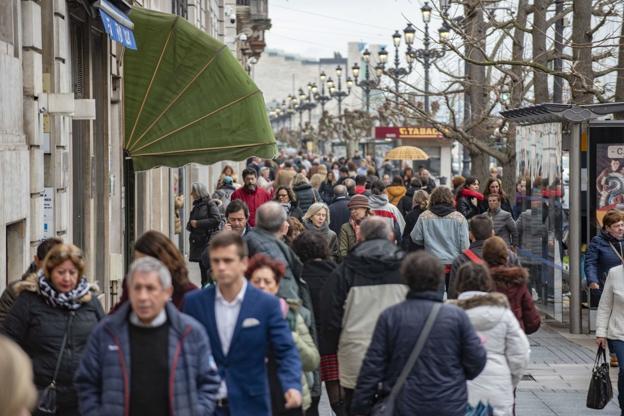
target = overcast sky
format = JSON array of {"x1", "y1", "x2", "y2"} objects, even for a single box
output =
[{"x1": 264, "y1": 0, "x2": 439, "y2": 60}]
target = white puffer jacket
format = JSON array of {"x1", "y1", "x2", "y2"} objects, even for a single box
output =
[{"x1": 454, "y1": 291, "x2": 531, "y2": 416}]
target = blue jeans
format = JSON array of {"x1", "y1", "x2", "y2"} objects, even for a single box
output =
[{"x1": 608, "y1": 339, "x2": 624, "y2": 412}]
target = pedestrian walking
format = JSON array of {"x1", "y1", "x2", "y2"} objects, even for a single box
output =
[
  {"x1": 368, "y1": 180, "x2": 405, "y2": 239},
  {"x1": 480, "y1": 178, "x2": 513, "y2": 214},
  {"x1": 187, "y1": 182, "x2": 223, "y2": 285},
  {"x1": 321, "y1": 217, "x2": 408, "y2": 412},
  {"x1": 231, "y1": 168, "x2": 272, "y2": 227},
  {"x1": 213, "y1": 175, "x2": 237, "y2": 211},
  {"x1": 293, "y1": 173, "x2": 322, "y2": 214},
  {"x1": 449, "y1": 214, "x2": 520, "y2": 299},
  {"x1": 184, "y1": 231, "x2": 303, "y2": 416},
  {"x1": 276, "y1": 161, "x2": 297, "y2": 188},
  {"x1": 328, "y1": 185, "x2": 350, "y2": 236},
  {"x1": 0, "y1": 335, "x2": 37, "y2": 416},
  {"x1": 302, "y1": 202, "x2": 339, "y2": 260},
  {"x1": 401, "y1": 189, "x2": 429, "y2": 252},
  {"x1": 456, "y1": 176, "x2": 484, "y2": 220},
  {"x1": 217, "y1": 164, "x2": 239, "y2": 188},
  {"x1": 350, "y1": 251, "x2": 487, "y2": 416},
  {"x1": 286, "y1": 217, "x2": 305, "y2": 246},
  {"x1": 274, "y1": 185, "x2": 304, "y2": 220},
  {"x1": 75, "y1": 257, "x2": 220, "y2": 416},
  {"x1": 0, "y1": 237, "x2": 63, "y2": 329},
  {"x1": 319, "y1": 171, "x2": 337, "y2": 204},
  {"x1": 398, "y1": 177, "x2": 423, "y2": 216},
  {"x1": 486, "y1": 193, "x2": 518, "y2": 248},
  {"x1": 596, "y1": 258, "x2": 624, "y2": 413},
  {"x1": 483, "y1": 236, "x2": 541, "y2": 334},
  {"x1": 419, "y1": 168, "x2": 437, "y2": 193},
  {"x1": 411, "y1": 186, "x2": 470, "y2": 291},
  {"x1": 337, "y1": 195, "x2": 371, "y2": 261},
  {"x1": 452, "y1": 262, "x2": 530, "y2": 415},
  {"x1": 3, "y1": 244, "x2": 104, "y2": 416},
  {"x1": 246, "y1": 254, "x2": 320, "y2": 416},
  {"x1": 385, "y1": 176, "x2": 407, "y2": 207},
  {"x1": 113, "y1": 230, "x2": 198, "y2": 311},
  {"x1": 223, "y1": 199, "x2": 253, "y2": 237},
  {"x1": 516, "y1": 198, "x2": 548, "y2": 299},
  {"x1": 258, "y1": 166, "x2": 274, "y2": 193},
  {"x1": 452, "y1": 175, "x2": 466, "y2": 197}
]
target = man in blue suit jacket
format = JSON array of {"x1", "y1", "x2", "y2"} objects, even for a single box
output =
[{"x1": 184, "y1": 231, "x2": 302, "y2": 416}]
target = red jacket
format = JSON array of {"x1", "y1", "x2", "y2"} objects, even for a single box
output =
[
  {"x1": 231, "y1": 186, "x2": 272, "y2": 226},
  {"x1": 490, "y1": 266, "x2": 541, "y2": 334}
]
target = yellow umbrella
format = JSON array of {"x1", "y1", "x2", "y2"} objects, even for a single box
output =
[{"x1": 384, "y1": 146, "x2": 429, "y2": 161}]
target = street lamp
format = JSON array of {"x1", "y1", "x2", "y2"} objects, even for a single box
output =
[
  {"x1": 314, "y1": 71, "x2": 334, "y2": 112},
  {"x1": 409, "y1": 1, "x2": 447, "y2": 113},
  {"x1": 330, "y1": 65, "x2": 352, "y2": 141},
  {"x1": 352, "y1": 48, "x2": 380, "y2": 112},
  {"x1": 378, "y1": 23, "x2": 415, "y2": 106}
]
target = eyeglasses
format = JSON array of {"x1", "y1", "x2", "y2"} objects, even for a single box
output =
[{"x1": 278, "y1": 193, "x2": 289, "y2": 198}]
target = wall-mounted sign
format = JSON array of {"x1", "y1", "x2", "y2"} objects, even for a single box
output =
[
  {"x1": 375, "y1": 126, "x2": 445, "y2": 140},
  {"x1": 42, "y1": 187, "x2": 54, "y2": 238}
]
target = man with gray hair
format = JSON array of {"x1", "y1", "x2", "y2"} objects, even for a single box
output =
[
  {"x1": 329, "y1": 184, "x2": 350, "y2": 235},
  {"x1": 76, "y1": 257, "x2": 220, "y2": 416},
  {"x1": 320, "y1": 216, "x2": 407, "y2": 413}
]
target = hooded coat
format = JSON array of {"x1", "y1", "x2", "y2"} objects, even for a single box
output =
[
  {"x1": 368, "y1": 194, "x2": 406, "y2": 237},
  {"x1": 2, "y1": 274, "x2": 104, "y2": 411},
  {"x1": 320, "y1": 239, "x2": 408, "y2": 389},
  {"x1": 490, "y1": 266, "x2": 541, "y2": 334},
  {"x1": 385, "y1": 185, "x2": 407, "y2": 207},
  {"x1": 452, "y1": 292, "x2": 530, "y2": 415}
]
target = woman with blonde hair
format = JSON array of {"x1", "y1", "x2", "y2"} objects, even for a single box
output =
[
  {"x1": 3, "y1": 244, "x2": 103, "y2": 416},
  {"x1": 402, "y1": 189, "x2": 429, "y2": 251},
  {"x1": 303, "y1": 202, "x2": 339, "y2": 259},
  {"x1": 0, "y1": 336, "x2": 37, "y2": 416}
]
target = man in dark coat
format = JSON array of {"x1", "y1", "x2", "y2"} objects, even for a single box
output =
[
  {"x1": 75, "y1": 257, "x2": 220, "y2": 416},
  {"x1": 329, "y1": 185, "x2": 350, "y2": 236},
  {"x1": 351, "y1": 251, "x2": 487, "y2": 416},
  {"x1": 448, "y1": 214, "x2": 520, "y2": 299}
]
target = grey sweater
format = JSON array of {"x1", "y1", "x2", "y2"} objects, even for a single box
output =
[{"x1": 487, "y1": 208, "x2": 518, "y2": 247}]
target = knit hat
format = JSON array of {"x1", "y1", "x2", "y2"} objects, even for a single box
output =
[{"x1": 348, "y1": 194, "x2": 369, "y2": 210}]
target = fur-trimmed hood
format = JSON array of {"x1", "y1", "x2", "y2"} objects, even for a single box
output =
[
  {"x1": 450, "y1": 291, "x2": 510, "y2": 331},
  {"x1": 14, "y1": 272, "x2": 99, "y2": 304},
  {"x1": 489, "y1": 266, "x2": 529, "y2": 288}
]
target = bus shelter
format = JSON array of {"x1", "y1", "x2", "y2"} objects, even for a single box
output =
[{"x1": 501, "y1": 103, "x2": 624, "y2": 334}]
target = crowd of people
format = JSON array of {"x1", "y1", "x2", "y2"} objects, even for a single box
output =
[{"x1": 1, "y1": 149, "x2": 585, "y2": 416}]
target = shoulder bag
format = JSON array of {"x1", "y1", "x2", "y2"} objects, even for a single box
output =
[
  {"x1": 37, "y1": 312, "x2": 75, "y2": 415},
  {"x1": 371, "y1": 302, "x2": 442, "y2": 416},
  {"x1": 586, "y1": 346, "x2": 613, "y2": 409}
]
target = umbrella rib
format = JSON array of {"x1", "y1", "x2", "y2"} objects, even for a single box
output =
[
  {"x1": 127, "y1": 45, "x2": 228, "y2": 152},
  {"x1": 132, "y1": 141, "x2": 273, "y2": 157},
  {"x1": 129, "y1": 90, "x2": 261, "y2": 154},
  {"x1": 126, "y1": 18, "x2": 178, "y2": 151}
]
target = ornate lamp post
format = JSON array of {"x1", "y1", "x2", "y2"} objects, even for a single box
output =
[
  {"x1": 313, "y1": 71, "x2": 333, "y2": 112},
  {"x1": 409, "y1": 2, "x2": 447, "y2": 113},
  {"x1": 328, "y1": 65, "x2": 353, "y2": 141},
  {"x1": 352, "y1": 48, "x2": 381, "y2": 113},
  {"x1": 378, "y1": 23, "x2": 416, "y2": 106},
  {"x1": 304, "y1": 82, "x2": 318, "y2": 123}
]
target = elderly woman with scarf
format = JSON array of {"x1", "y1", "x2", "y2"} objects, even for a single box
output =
[
  {"x1": 3, "y1": 243, "x2": 104, "y2": 416},
  {"x1": 303, "y1": 202, "x2": 339, "y2": 261}
]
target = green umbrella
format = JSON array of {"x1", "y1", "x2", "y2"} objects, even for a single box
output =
[{"x1": 124, "y1": 7, "x2": 276, "y2": 171}]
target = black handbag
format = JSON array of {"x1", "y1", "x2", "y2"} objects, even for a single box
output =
[
  {"x1": 586, "y1": 346, "x2": 613, "y2": 409},
  {"x1": 37, "y1": 313, "x2": 75, "y2": 415},
  {"x1": 371, "y1": 303, "x2": 441, "y2": 416}
]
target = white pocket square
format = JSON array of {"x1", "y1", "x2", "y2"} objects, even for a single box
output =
[{"x1": 242, "y1": 317, "x2": 260, "y2": 328}]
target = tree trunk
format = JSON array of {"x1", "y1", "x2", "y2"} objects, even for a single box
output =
[
  {"x1": 614, "y1": 12, "x2": 624, "y2": 119},
  {"x1": 470, "y1": 151, "x2": 490, "y2": 186},
  {"x1": 532, "y1": 0, "x2": 550, "y2": 103},
  {"x1": 571, "y1": 0, "x2": 594, "y2": 104},
  {"x1": 510, "y1": 0, "x2": 529, "y2": 107}
]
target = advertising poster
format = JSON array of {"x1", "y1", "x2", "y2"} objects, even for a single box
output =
[{"x1": 595, "y1": 143, "x2": 624, "y2": 222}]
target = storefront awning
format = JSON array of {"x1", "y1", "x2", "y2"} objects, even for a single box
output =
[
  {"x1": 94, "y1": 0, "x2": 136, "y2": 50},
  {"x1": 123, "y1": 7, "x2": 276, "y2": 171}
]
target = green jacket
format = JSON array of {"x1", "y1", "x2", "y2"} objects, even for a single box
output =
[
  {"x1": 287, "y1": 301, "x2": 320, "y2": 410},
  {"x1": 338, "y1": 223, "x2": 357, "y2": 261}
]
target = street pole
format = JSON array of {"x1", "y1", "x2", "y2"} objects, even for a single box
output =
[
  {"x1": 553, "y1": 0, "x2": 564, "y2": 103},
  {"x1": 569, "y1": 123, "x2": 582, "y2": 334},
  {"x1": 423, "y1": 21, "x2": 431, "y2": 113}
]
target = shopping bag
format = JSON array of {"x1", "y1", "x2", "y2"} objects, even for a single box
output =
[
  {"x1": 466, "y1": 401, "x2": 494, "y2": 416},
  {"x1": 586, "y1": 346, "x2": 613, "y2": 409}
]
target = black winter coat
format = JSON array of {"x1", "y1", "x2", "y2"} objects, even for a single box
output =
[
  {"x1": 351, "y1": 291, "x2": 487, "y2": 416},
  {"x1": 293, "y1": 184, "x2": 321, "y2": 214},
  {"x1": 3, "y1": 290, "x2": 104, "y2": 408},
  {"x1": 319, "y1": 181, "x2": 336, "y2": 204},
  {"x1": 301, "y1": 259, "x2": 337, "y2": 336},
  {"x1": 457, "y1": 194, "x2": 482, "y2": 220},
  {"x1": 187, "y1": 197, "x2": 222, "y2": 261},
  {"x1": 328, "y1": 197, "x2": 350, "y2": 236}
]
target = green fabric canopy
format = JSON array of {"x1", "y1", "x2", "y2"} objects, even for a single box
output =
[{"x1": 124, "y1": 7, "x2": 276, "y2": 171}]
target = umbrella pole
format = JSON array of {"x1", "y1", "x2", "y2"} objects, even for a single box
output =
[{"x1": 123, "y1": 151, "x2": 136, "y2": 272}]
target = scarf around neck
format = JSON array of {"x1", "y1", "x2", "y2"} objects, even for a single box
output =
[{"x1": 39, "y1": 274, "x2": 90, "y2": 310}]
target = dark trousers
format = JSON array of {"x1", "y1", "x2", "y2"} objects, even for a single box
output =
[
  {"x1": 305, "y1": 396, "x2": 321, "y2": 416},
  {"x1": 609, "y1": 339, "x2": 624, "y2": 412},
  {"x1": 214, "y1": 405, "x2": 230, "y2": 416},
  {"x1": 343, "y1": 387, "x2": 354, "y2": 415},
  {"x1": 199, "y1": 262, "x2": 210, "y2": 287}
]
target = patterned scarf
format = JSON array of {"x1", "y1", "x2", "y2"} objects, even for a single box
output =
[{"x1": 38, "y1": 274, "x2": 90, "y2": 310}]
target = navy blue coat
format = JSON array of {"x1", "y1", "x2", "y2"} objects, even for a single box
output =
[
  {"x1": 183, "y1": 283, "x2": 302, "y2": 416},
  {"x1": 329, "y1": 196, "x2": 350, "y2": 236},
  {"x1": 585, "y1": 230, "x2": 624, "y2": 287},
  {"x1": 351, "y1": 291, "x2": 487, "y2": 416},
  {"x1": 74, "y1": 302, "x2": 220, "y2": 416}
]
